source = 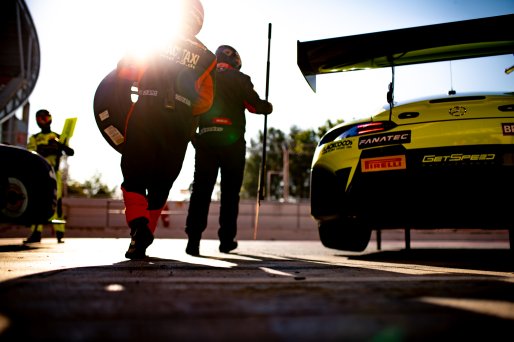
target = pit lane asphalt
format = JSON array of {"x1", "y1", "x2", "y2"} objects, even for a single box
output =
[{"x1": 0, "y1": 236, "x2": 513, "y2": 341}]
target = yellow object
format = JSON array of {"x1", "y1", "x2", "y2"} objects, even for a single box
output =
[{"x1": 60, "y1": 117, "x2": 77, "y2": 146}]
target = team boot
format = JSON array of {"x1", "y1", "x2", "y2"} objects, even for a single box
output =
[
  {"x1": 56, "y1": 231, "x2": 64, "y2": 243},
  {"x1": 125, "y1": 218, "x2": 154, "y2": 260},
  {"x1": 185, "y1": 238, "x2": 200, "y2": 257},
  {"x1": 219, "y1": 240, "x2": 238, "y2": 254},
  {"x1": 23, "y1": 230, "x2": 42, "y2": 244}
]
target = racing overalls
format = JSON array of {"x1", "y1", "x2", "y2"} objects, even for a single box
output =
[
  {"x1": 26, "y1": 130, "x2": 74, "y2": 239},
  {"x1": 119, "y1": 35, "x2": 216, "y2": 236},
  {"x1": 185, "y1": 62, "x2": 273, "y2": 244}
]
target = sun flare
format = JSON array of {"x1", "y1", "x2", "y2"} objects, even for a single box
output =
[{"x1": 120, "y1": 0, "x2": 185, "y2": 60}]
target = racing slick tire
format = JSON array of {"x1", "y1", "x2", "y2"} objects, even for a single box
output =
[
  {"x1": 93, "y1": 69, "x2": 135, "y2": 154},
  {"x1": 0, "y1": 144, "x2": 57, "y2": 225},
  {"x1": 318, "y1": 218, "x2": 372, "y2": 252}
]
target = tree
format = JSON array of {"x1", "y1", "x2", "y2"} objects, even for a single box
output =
[
  {"x1": 317, "y1": 119, "x2": 345, "y2": 138},
  {"x1": 287, "y1": 125, "x2": 317, "y2": 200},
  {"x1": 67, "y1": 173, "x2": 117, "y2": 198},
  {"x1": 242, "y1": 119, "x2": 345, "y2": 201},
  {"x1": 242, "y1": 127, "x2": 286, "y2": 199}
]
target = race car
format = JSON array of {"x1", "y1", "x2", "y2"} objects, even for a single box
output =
[{"x1": 297, "y1": 14, "x2": 514, "y2": 251}]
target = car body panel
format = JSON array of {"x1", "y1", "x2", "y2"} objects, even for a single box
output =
[
  {"x1": 315, "y1": 92, "x2": 514, "y2": 186},
  {"x1": 310, "y1": 92, "x2": 514, "y2": 250}
]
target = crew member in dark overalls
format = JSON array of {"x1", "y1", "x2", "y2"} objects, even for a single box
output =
[
  {"x1": 118, "y1": 0, "x2": 216, "y2": 259},
  {"x1": 185, "y1": 45, "x2": 273, "y2": 256}
]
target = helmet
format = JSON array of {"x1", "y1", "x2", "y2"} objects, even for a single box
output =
[
  {"x1": 181, "y1": 0, "x2": 204, "y2": 36},
  {"x1": 215, "y1": 45, "x2": 242, "y2": 70},
  {"x1": 35, "y1": 109, "x2": 52, "y2": 129}
]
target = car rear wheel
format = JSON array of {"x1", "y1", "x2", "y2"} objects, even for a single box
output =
[{"x1": 318, "y1": 218, "x2": 371, "y2": 252}]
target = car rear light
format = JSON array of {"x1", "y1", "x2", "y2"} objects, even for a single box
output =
[
  {"x1": 356, "y1": 122, "x2": 387, "y2": 135},
  {"x1": 345, "y1": 121, "x2": 397, "y2": 138},
  {"x1": 319, "y1": 121, "x2": 397, "y2": 145}
]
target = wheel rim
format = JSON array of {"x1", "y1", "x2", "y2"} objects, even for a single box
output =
[{"x1": 2, "y1": 177, "x2": 28, "y2": 218}]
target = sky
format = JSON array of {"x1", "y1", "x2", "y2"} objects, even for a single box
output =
[{"x1": 22, "y1": 0, "x2": 514, "y2": 200}]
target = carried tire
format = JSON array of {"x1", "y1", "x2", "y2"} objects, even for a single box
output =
[
  {"x1": 318, "y1": 217, "x2": 372, "y2": 252},
  {"x1": 0, "y1": 144, "x2": 57, "y2": 225},
  {"x1": 93, "y1": 69, "x2": 136, "y2": 153}
]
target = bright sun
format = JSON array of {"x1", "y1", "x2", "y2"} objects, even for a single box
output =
[{"x1": 120, "y1": 0, "x2": 185, "y2": 60}]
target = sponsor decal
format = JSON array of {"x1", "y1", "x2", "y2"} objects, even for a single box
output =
[
  {"x1": 163, "y1": 45, "x2": 200, "y2": 69},
  {"x1": 140, "y1": 89, "x2": 158, "y2": 96},
  {"x1": 199, "y1": 127, "x2": 223, "y2": 135},
  {"x1": 361, "y1": 155, "x2": 406, "y2": 172},
  {"x1": 502, "y1": 123, "x2": 514, "y2": 135},
  {"x1": 213, "y1": 117, "x2": 233, "y2": 125},
  {"x1": 422, "y1": 153, "x2": 495, "y2": 163},
  {"x1": 321, "y1": 139, "x2": 352, "y2": 154},
  {"x1": 175, "y1": 94, "x2": 191, "y2": 107},
  {"x1": 358, "y1": 130, "x2": 411, "y2": 149}
]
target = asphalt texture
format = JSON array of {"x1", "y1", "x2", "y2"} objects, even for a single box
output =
[{"x1": 0, "y1": 233, "x2": 513, "y2": 341}]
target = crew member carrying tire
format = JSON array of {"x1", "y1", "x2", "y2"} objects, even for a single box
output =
[{"x1": 115, "y1": 0, "x2": 217, "y2": 259}]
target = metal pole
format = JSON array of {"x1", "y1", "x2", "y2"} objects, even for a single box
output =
[
  {"x1": 253, "y1": 23, "x2": 272, "y2": 240},
  {"x1": 282, "y1": 144, "x2": 289, "y2": 202}
]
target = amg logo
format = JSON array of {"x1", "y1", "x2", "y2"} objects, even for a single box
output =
[
  {"x1": 361, "y1": 155, "x2": 406, "y2": 172},
  {"x1": 502, "y1": 123, "x2": 514, "y2": 135},
  {"x1": 358, "y1": 130, "x2": 411, "y2": 149}
]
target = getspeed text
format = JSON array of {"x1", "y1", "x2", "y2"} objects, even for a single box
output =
[{"x1": 422, "y1": 153, "x2": 495, "y2": 162}]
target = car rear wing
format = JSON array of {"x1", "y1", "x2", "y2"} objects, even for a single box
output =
[{"x1": 297, "y1": 14, "x2": 514, "y2": 91}]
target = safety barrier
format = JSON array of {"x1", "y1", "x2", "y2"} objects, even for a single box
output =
[{"x1": 62, "y1": 198, "x2": 319, "y2": 240}]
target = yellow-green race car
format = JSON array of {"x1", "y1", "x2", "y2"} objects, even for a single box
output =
[{"x1": 297, "y1": 14, "x2": 514, "y2": 251}]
